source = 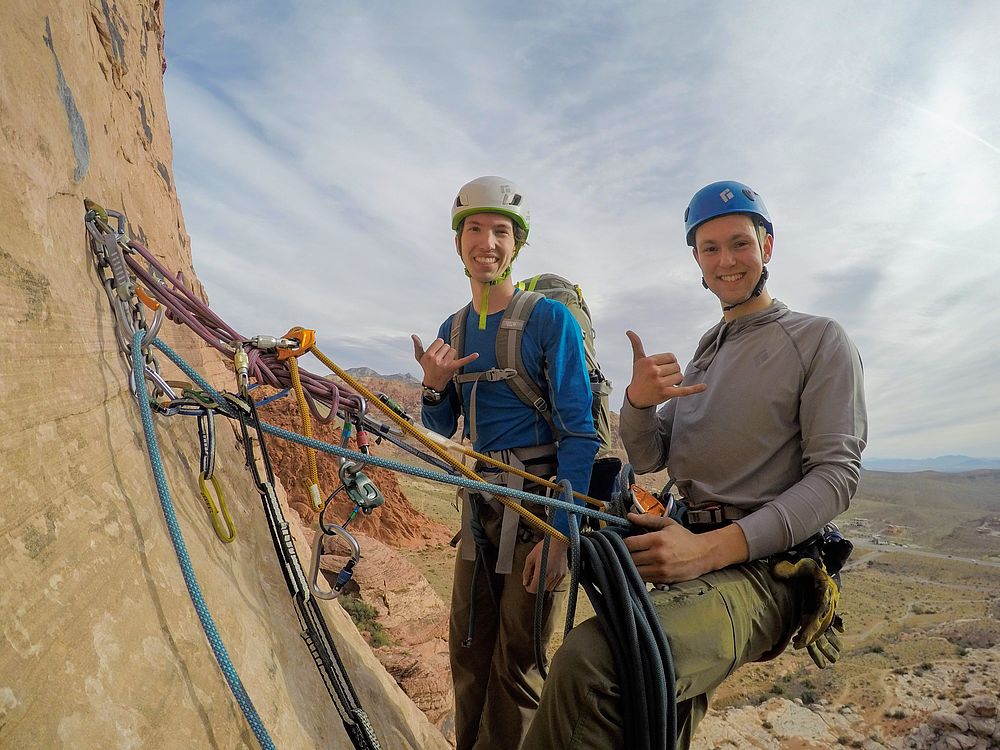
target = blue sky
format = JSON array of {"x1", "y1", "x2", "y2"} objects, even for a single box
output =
[{"x1": 163, "y1": 1, "x2": 1000, "y2": 459}]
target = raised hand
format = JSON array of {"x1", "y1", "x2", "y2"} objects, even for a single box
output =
[
  {"x1": 624, "y1": 330, "x2": 707, "y2": 408},
  {"x1": 411, "y1": 334, "x2": 479, "y2": 391}
]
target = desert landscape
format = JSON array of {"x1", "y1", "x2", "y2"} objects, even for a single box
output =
[{"x1": 267, "y1": 371, "x2": 1000, "y2": 749}]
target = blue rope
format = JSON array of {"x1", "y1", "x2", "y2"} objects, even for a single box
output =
[
  {"x1": 151, "y1": 338, "x2": 627, "y2": 529},
  {"x1": 134, "y1": 332, "x2": 275, "y2": 750}
]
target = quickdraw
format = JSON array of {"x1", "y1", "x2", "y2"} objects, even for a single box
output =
[{"x1": 196, "y1": 405, "x2": 235, "y2": 543}]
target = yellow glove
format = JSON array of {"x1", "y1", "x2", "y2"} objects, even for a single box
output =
[
  {"x1": 805, "y1": 615, "x2": 844, "y2": 668},
  {"x1": 772, "y1": 556, "x2": 844, "y2": 668}
]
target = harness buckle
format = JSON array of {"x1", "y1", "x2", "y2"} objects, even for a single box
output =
[{"x1": 686, "y1": 504, "x2": 724, "y2": 525}]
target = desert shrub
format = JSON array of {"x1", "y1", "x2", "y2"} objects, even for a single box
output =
[{"x1": 340, "y1": 594, "x2": 393, "y2": 648}]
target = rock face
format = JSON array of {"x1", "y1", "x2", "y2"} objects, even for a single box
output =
[
  {"x1": 900, "y1": 695, "x2": 999, "y2": 750},
  {"x1": 0, "y1": 3, "x2": 446, "y2": 748},
  {"x1": 313, "y1": 530, "x2": 455, "y2": 742}
]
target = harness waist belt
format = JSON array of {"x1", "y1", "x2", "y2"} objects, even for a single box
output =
[
  {"x1": 460, "y1": 444, "x2": 557, "y2": 574},
  {"x1": 684, "y1": 502, "x2": 747, "y2": 527}
]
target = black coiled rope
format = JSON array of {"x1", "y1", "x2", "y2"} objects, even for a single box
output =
[{"x1": 538, "y1": 480, "x2": 677, "y2": 749}]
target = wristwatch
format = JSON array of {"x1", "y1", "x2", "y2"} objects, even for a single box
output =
[{"x1": 422, "y1": 383, "x2": 445, "y2": 405}]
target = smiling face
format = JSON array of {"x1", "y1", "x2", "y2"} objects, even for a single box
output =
[
  {"x1": 455, "y1": 212, "x2": 518, "y2": 285},
  {"x1": 692, "y1": 213, "x2": 773, "y2": 317}
]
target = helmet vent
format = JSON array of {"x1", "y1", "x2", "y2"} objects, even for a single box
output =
[
  {"x1": 742, "y1": 187, "x2": 757, "y2": 201},
  {"x1": 509, "y1": 194, "x2": 522, "y2": 206}
]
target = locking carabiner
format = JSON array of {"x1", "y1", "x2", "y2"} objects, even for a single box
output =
[{"x1": 309, "y1": 523, "x2": 361, "y2": 600}]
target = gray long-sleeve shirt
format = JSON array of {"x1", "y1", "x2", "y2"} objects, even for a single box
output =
[{"x1": 620, "y1": 301, "x2": 867, "y2": 560}]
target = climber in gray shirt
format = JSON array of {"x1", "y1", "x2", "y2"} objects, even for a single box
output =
[
  {"x1": 523, "y1": 180, "x2": 868, "y2": 750},
  {"x1": 621, "y1": 299, "x2": 866, "y2": 561}
]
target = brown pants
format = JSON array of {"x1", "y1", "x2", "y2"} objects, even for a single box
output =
[
  {"x1": 520, "y1": 560, "x2": 799, "y2": 749},
  {"x1": 450, "y1": 500, "x2": 565, "y2": 750}
]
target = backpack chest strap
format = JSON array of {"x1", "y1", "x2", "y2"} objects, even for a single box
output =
[
  {"x1": 453, "y1": 368, "x2": 517, "y2": 384},
  {"x1": 452, "y1": 368, "x2": 516, "y2": 443}
]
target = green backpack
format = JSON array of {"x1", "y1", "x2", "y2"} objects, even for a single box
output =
[{"x1": 449, "y1": 273, "x2": 613, "y2": 457}]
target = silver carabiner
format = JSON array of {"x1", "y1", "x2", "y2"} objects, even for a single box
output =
[
  {"x1": 140, "y1": 305, "x2": 164, "y2": 351},
  {"x1": 309, "y1": 523, "x2": 361, "y2": 600}
]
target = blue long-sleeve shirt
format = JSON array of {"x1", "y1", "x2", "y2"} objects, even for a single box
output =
[{"x1": 422, "y1": 292, "x2": 599, "y2": 534}]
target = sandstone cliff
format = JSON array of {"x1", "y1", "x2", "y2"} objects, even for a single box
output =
[{"x1": 0, "y1": 3, "x2": 447, "y2": 748}]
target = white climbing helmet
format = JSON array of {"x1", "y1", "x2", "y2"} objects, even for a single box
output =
[{"x1": 451, "y1": 175, "x2": 530, "y2": 238}]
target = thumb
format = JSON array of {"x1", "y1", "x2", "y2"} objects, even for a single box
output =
[
  {"x1": 627, "y1": 511, "x2": 676, "y2": 531},
  {"x1": 411, "y1": 334, "x2": 424, "y2": 362},
  {"x1": 626, "y1": 330, "x2": 647, "y2": 362}
]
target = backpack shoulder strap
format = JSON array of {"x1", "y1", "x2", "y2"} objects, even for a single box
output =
[
  {"x1": 497, "y1": 291, "x2": 556, "y2": 432},
  {"x1": 449, "y1": 303, "x2": 471, "y2": 365}
]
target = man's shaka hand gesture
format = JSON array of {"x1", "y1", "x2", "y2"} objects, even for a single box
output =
[
  {"x1": 412, "y1": 334, "x2": 479, "y2": 391},
  {"x1": 624, "y1": 330, "x2": 707, "y2": 409}
]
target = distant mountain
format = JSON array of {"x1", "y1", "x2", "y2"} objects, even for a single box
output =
[
  {"x1": 863, "y1": 455, "x2": 1000, "y2": 472},
  {"x1": 345, "y1": 367, "x2": 420, "y2": 384}
]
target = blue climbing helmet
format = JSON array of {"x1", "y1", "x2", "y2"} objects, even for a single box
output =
[{"x1": 684, "y1": 180, "x2": 773, "y2": 247}]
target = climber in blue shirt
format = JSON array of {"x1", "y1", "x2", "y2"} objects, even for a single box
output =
[{"x1": 411, "y1": 175, "x2": 599, "y2": 750}]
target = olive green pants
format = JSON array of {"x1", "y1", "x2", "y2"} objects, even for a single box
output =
[
  {"x1": 451, "y1": 500, "x2": 565, "y2": 750},
  {"x1": 520, "y1": 560, "x2": 798, "y2": 750}
]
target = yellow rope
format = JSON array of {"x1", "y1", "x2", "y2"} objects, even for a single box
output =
[
  {"x1": 403, "y1": 419, "x2": 603, "y2": 509},
  {"x1": 309, "y1": 345, "x2": 569, "y2": 544},
  {"x1": 287, "y1": 355, "x2": 323, "y2": 510}
]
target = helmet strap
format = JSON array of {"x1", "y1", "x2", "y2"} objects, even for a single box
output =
[
  {"x1": 701, "y1": 277, "x2": 709, "y2": 290},
  {"x1": 721, "y1": 266, "x2": 769, "y2": 312},
  {"x1": 477, "y1": 285, "x2": 491, "y2": 330}
]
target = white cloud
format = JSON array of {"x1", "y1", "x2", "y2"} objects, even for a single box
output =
[{"x1": 164, "y1": 0, "x2": 1000, "y2": 458}]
